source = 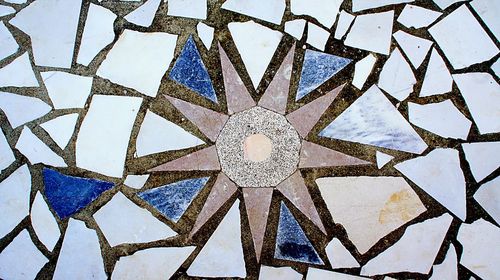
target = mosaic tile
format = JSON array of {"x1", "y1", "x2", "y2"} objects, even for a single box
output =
[
  {"x1": 307, "y1": 268, "x2": 369, "y2": 279},
  {"x1": 284, "y1": 19, "x2": 306, "y2": 40},
  {"x1": 352, "y1": 0, "x2": 413, "y2": 12},
  {"x1": 0, "y1": 129, "x2": 14, "y2": 172},
  {"x1": 290, "y1": 0, "x2": 341, "y2": 27},
  {"x1": 393, "y1": 30, "x2": 433, "y2": 69},
  {"x1": 474, "y1": 0, "x2": 500, "y2": 40},
  {"x1": 124, "y1": 0, "x2": 161, "y2": 27},
  {"x1": 325, "y1": 238, "x2": 360, "y2": 269},
  {"x1": 0, "y1": 91, "x2": 51, "y2": 128},
  {"x1": 474, "y1": 176, "x2": 500, "y2": 224},
  {"x1": 378, "y1": 47, "x2": 416, "y2": 101},
  {"x1": 352, "y1": 53, "x2": 377, "y2": 90},
  {"x1": 0, "y1": 5, "x2": 15, "y2": 17},
  {"x1": 376, "y1": 151, "x2": 394, "y2": 169},
  {"x1": 5, "y1": 0, "x2": 26, "y2": 4},
  {"x1": 397, "y1": 5, "x2": 442, "y2": 29},
  {"x1": 432, "y1": 0, "x2": 466, "y2": 9},
  {"x1": 149, "y1": 146, "x2": 220, "y2": 172},
  {"x1": 0, "y1": 22, "x2": 18, "y2": 62},
  {"x1": 299, "y1": 141, "x2": 370, "y2": 168},
  {"x1": 462, "y1": 142, "x2": 500, "y2": 182},
  {"x1": 16, "y1": 127, "x2": 67, "y2": 167},
  {"x1": 0, "y1": 165, "x2": 30, "y2": 239},
  {"x1": 123, "y1": 174, "x2": 150, "y2": 190},
  {"x1": 31, "y1": 191, "x2": 60, "y2": 251},
  {"x1": 259, "y1": 265, "x2": 302, "y2": 280},
  {"x1": 40, "y1": 113, "x2": 79, "y2": 149},
  {"x1": 0, "y1": 53, "x2": 39, "y2": 87},
  {"x1": 491, "y1": 58, "x2": 500, "y2": 78},
  {"x1": 345, "y1": 11, "x2": 394, "y2": 55},
  {"x1": 420, "y1": 48, "x2": 453, "y2": 97},
  {"x1": 41, "y1": 71, "x2": 93, "y2": 109},
  {"x1": 197, "y1": 22, "x2": 214, "y2": 50},
  {"x1": 306, "y1": 22, "x2": 330, "y2": 51},
  {"x1": 167, "y1": 0, "x2": 207, "y2": 20},
  {"x1": 222, "y1": 0, "x2": 285, "y2": 25},
  {"x1": 243, "y1": 187, "x2": 273, "y2": 261},
  {"x1": 429, "y1": 244, "x2": 458, "y2": 280},
  {"x1": 334, "y1": 10, "x2": 355, "y2": 40}
]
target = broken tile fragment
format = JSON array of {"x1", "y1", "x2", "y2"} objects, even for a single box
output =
[
  {"x1": 462, "y1": 142, "x2": 500, "y2": 182},
  {"x1": 352, "y1": 54, "x2": 376, "y2": 90},
  {"x1": 491, "y1": 58, "x2": 500, "y2": 78},
  {"x1": 432, "y1": 0, "x2": 466, "y2": 9},
  {"x1": 345, "y1": 11, "x2": 394, "y2": 55},
  {"x1": 222, "y1": 0, "x2": 285, "y2": 25},
  {"x1": 429, "y1": 244, "x2": 458, "y2": 280},
  {"x1": 290, "y1": 0, "x2": 341, "y2": 27},
  {"x1": 16, "y1": 126, "x2": 67, "y2": 167},
  {"x1": 376, "y1": 151, "x2": 394, "y2": 169},
  {"x1": 306, "y1": 22, "x2": 330, "y2": 51},
  {"x1": 124, "y1": 0, "x2": 161, "y2": 27},
  {"x1": 167, "y1": 0, "x2": 206, "y2": 19},
  {"x1": 0, "y1": 129, "x2": 14, "y2": 172},
  {"x1": 420, "y1": 48, "x2": 453, "y2": 97},
  {"x1": 307, "y1": 268, "x2": 369, "y2": 279},
  {"x1": 353, "y1": 0, "x2": 413, "y2": 12},
  {"x1": 471, "y1": 0, "x2": 500, "y2": 40},
  {"x1": 299, "y1": 141, "x2": 369, "y2": 168},
  {"x1": 41, "y1": 71, "x2": 93, "y2": 109},
  {"x1": 397, "y1": 5, "x2": 441, "y2": 29},
  {"x1": 0, "y1": 91, "x2": 51, "y2": 128},
  {"x1": 31, "y1": 191, "x2": 60, "y2": 253},
  {"x1": 0, "y1": 165, "x2": 30, "y2": 238},
  {"x1": 393, "y1": 30, "x2": 433, "y2": 68},
  {"x1": 378, "y1": 48, "x2": 416, "y2": 101},
  {"x1": 243, "y1": 188, "x2": 273, "y2": 262},
  {"x1": 334, "y1": 11, "x2": 355, "y2": 40},
  {"x1": 0, "y1": 22, "x2": 18, "y2": 62},
  {"x1": 316, "y1": 176, "x2": 426, "y2": 254},
  {"x1": 0, "y1": 53, "x2": 39, "y2": 87},
  {"x1": 325, "y1": 238, "x2": 360, "y2": 269},
  {"x1": 474, "y1": 177, "x2": 500, "y2": 224},
  {"x1": 124, "y1": 174, "x2": 150, "y2": 189},
  {"x1": 149, "y1": 146, "x2": 220, "y2": 172},
  {"x1": 197, "y1": 22, "x2": 214, "y2": 49},
  {"x1": 259, "y1": 265, "x2": 302, "y2": 280},
  {"x1": 285, "y1": 19, "x2": 306, "y2": 40},
  {"x1": 40, "y1": 113, "x2": 79, "y2": 149},
  {"x1": 0, "y1": 5, "x2": 15, "y2": 17},
  {"x1": 5, "y1": 0, "x2": 26, "y2": 5}
]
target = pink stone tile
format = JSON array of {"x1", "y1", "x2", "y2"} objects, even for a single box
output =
[
  {"x1": 299, "y1": 141, "x2": 370, "y2": 168},
  {"x1": 258, "y1": 43, "x2": 295, "y2": 115},
  {"x1": 243, "y1": 188, "x2": 273, "y2": 262},
  {"x1": 286, "y1": 84, "x2": 345, "y2": 138},
  {"x1": 164, "y1": 95, "x2": 228, "y2": 142},
  {"x1": 148, "y1": 146, "x2": 220, "y2": 172},
  {"x1": 219, "y1": 42, "x2": 256, "y2": 115}
]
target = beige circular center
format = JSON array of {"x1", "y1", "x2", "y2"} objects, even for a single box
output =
[{"x1": 243, "y1": 134, "x2": 273, "y2": 162}]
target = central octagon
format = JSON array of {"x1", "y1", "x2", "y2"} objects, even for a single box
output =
[{"x1": 216, "y1": 106, "x2": 301, "y2": 188}]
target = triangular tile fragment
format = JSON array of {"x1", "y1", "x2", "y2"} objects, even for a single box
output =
[
  {"x1": 420, "y1": 48, "x2": 453, "y2": 97},
  {"x1": 397, "y1": 4, "x2": 442, "y2": 29},
  {"x1": 243, "y1": 187, "x2": 273, "y2": 262},
  {"x1": 0, "y1": 165, "x2": 31, "y2": 239},
  {"x1": 197, "y1": 22, "x2": 214, "y2": 49},
  {"x1": 320, "y1": 85, "x2": 428, "y2": 154},
  {"x1": 0, "y1": 129, "x2": 15, "y2": 172},
  {"x1": 0, "y1": 53, "x2": 39, "y2": 87},
  {"x1": 376, "y1": 151, "x2": 394, "y2": 169},
  {"x1": 138, "y1": 177, "x2": 209, "y2": 223},
  {"x1": 165, "y1": 95, "x2": 228, "y2": 142},
  {"x1": 258, "y1": 44, "x2": 295, "y2": 114},
  {"x1": 462, "y1": 142, "x2": 500, "y2": 182},
  {"x1": 0, "y1": 5, "x2": 16, "y2": 17},
  {"x1": 334, "y1": 10, "x2": 355, "y2": 40},
  {"x1": 429, "y1": 244, "x2": 458, "y2": 280},
  {"x1": 31, "y1": 191, "x2": 60, "y2": 252},
  {"x1": 124, "y1": 0, "x2": 161, "y2": 27},
  {"x1": 474, "y1": 176, "x2": 500, "y2": 224},
  {"x1": 307, "y1": 268, "x2": 369, "y2": 279},
  {"x1": 0, "y1": 22, "x2": 18, "y2": 62},
  {"x1": 16, "y1": 126, "x2": 67, "y2": 167},
  {"x1": 187, "y1": 199, "x2": 247, "y2": 277},
  {"x1": 352, "y1": 53, "x2": 376, "y2": 90},
  {"x1": 325, "y1": 238, "x2": 360, "y2": 269},
  {"x1": 0, "y1": 91, "x2": 51, "y2": 129},
  {"x1": 149, "y1": 146, "x2": 220, "y2": 172},
  {"x1": 393, "y1": 30, "x2": 433, "y2": 68},
  {"x1": 296, "y1": 50, "x2": 352, "y2": 100},
  {"x1": 219, "y1": 43, "x2": 256, "y2": 114},
  {"x1": 395, "y1": 148, "x2": 466, "y2": 220},
  {"x1": 43, "y1": 168, "x2": 113, "y2": 219},
  {"x1": 222, "y1": 0, "x2": 285, "y2": 25},
  {"x1": 123, "y1": 174, "x2": 150, "y2": 190},
  {"x1": 41, "y1": 71, "x2": 93, "y2": 109},
  {"x1": 275, "y1": 202, "x2": 324, "y2": 265},
  {"x1": 299, "y1": 141, "x2": 370, "y2": 168},
  {"x1": 169, "y1": 35, "x2": 217, "y2": 103},
  {"x1": 259, "y1": 265, "x2": 302, "y2": 280},
  {"x1": 378, "y1": 47, "x2": 416, "y2": 101},
  {"x1": 40, "y1": 113, "x2": 79, "y2": 149}
]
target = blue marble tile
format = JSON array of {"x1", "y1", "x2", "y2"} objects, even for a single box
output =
[
  {"x1": 169, "y1": 35, "x2": 218, "y2": 103},
  {"x1": 296, "y1": 49, "x2": 352, "y2": 101},
  {"x1": 43, "y1": 168, "x2": 114, "y2": 219},
  {"x1": 274, "y1": 202, "x2": 324, "y2": 265},
  {"x1": 137, "y1": 177, "x2": 209, "y2": 223}
]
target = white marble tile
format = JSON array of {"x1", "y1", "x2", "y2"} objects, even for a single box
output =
[
  {"x1": 0, "y1": 5, "x2": 16, "y2": 17},
  {"x1": 76, "y1": 95, "x2": 142, "y2": 178},
  {"x1": 93, "y1": 192, "x2": 177, "y2": 246},
  {"x1": 376, "y1": 151, "x2": 394, "y2": 169},
  {"x1": 307, "y1": 268, "x2": 369, "y2": 279},
  {"x1": 187, "y1": 199, "x2": 246, "y2": 277},
  {"x1": 393, "y1": 30, "x2": 432, "y2": 68},
  {"x1": 16, "y1": 126, "x2": 67, "y2": 167},
  {"x1": 474, "y1": 177, "x2": 500, "y2": 224},
  {"x1": 0, "y1": 53, "x2": 39, "y2": 87},
  {"x1": 492, "y1": 58, "x2": 500, "y2": 78},
  {"x1": 397, "y1": 4, "x2": 442, "y2": 29},
  {"x1": 352, "y1": 53, "x2": 376, "y2": 90},
  {"x1": 167, "y1": 0, "x2": 206, "y2": 19},
  {"x1": 408, "y1": 100, "x2": 471, "y2": 140},
  {"x1": 5, "y1": 0, "x2": 27, "y2": 4},
  {"x1": 31, "y1": 191, "x2": 60, "y2": 252},
  {"x1": 429, "y1": 5, "x2": 498, "y2": 69},
  {"x1": 378, "y1": 48, "x2": 416, "y2": 101},
  {"x1": 420, "y1": 48, "x2": 453, "y2": 97},
  {"x1": 462, "y1": 142, "x2": 500, "y2": 182},
  {"x1": 432, "y1": 0, "x2": 466, "y2": 9},
  {"x1": 0, "y1": 129, "x2": 14, "y2": 172},
  {"x1": 41, "y1": 71, "x2": 93, "y2": 109},
  {"x1": 0, "y1": 165, "x2": 31, "y2": 238},
  {"x1": 259, "y1": 266, "x2": 302, "y2": 280},
  {"x1": 0, "y1": 229, "x2": 48, "y2": 280},
  {"x1": 285, "y1": 19, "x2": 306, "y2": 40},
  {"x1": 0, "y1": 21, "x2": 18, "y2": 62},
  {"x1": 228, "y1": 21, "x2": 282, "y2": 89},
  {"x1": 395, "y1": 148, "x2": 466, "y2": 220},
  {"x1": 457, "y1": 219, "x2": 500, "y2": 280},
  {"x1": 40, "y1": 113, "x2": 79, "y2": 150},
  {"x1": 124, "y1": 174, "x2": 150, "y2": 189},
  {"x1": 97, "y1": 30, "x2": 178, "y2": 97},
  {"x1": 53, "y1": 219, "x2": 106, "y2": 280},
  {"x1": 0, "y1": 92, "x2": 51, "y2": 129},
  {"x1": 345, "y1": 11, "x2": 394, "y2": 55},
  {"x1": 429, "y1": 244, "x2": 457, "y2": 280},
  {"x1": 316, "y1": 176, "x2": 426, "y2": 254},
  {"x1": 334, "y1": 10, "x2": 355, "y2": 40},
  {"x1": 112, "y1": 247, "x2": 196, "y2": 280},
  {"x1": 222, "y1": 0, "x2": 285, "y2": 25},
  {"x1": 9, "y1": 0, "x2": 82, "y2": 68},
  {"x1": 77, "y1": 4, "x2": 116, "y2": 66},
  {"x1": 197, "y1": 22, "x2": 214, "y2": 50},
  {"x1": 306, "y1": 22, "x2": 330, "y2": 51},
  {"x1": 361, "y1": 213, "x2": 453, "y2": 276},
  {"x1": 325, "y1": 238, "x2": 359, "y2": 269},
  {"x1": 124, "y1": 0, "x2": 161, "y2": 27},
  {"x1": 453, "y1": 73, "x2": 500, "y2": 134},
  {"x1": 353, "y1": 0, "x2": 413, "y2": 12},
  {"x1": 290, "y1": 0, "x2": 342, "y2": 28}
]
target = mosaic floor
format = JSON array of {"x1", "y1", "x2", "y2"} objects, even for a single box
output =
[{"x1": 0, "y1": 0, "x2": 499, "y2": 279}]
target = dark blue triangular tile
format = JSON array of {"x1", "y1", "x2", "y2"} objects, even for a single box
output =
[
  {"x1": 137, "y1": 177, "x2": 209, "y2": 223},
  {"x1": 295, "y1": 49, "x2": 352, "y2": 101},
  {"x1": 169, "y1": 35, "x2": 218, "y2": 103},
  {"x1": 43, "y1": 168, "x2": 114, "y2": 219},
  {"x1": 274, "y1": 202, "x2": 324, "y2": 265}
]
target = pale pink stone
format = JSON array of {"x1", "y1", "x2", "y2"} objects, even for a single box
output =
[
  {"x1": 243, "y1": 187, "x2": 273, "y2": 262},
  {"x1": 299, "y1": 141, "x2": 370, "y2": 168},
  {"x1": 149, "y1": 146, "x2": 220, "y2": 172},
  {"x1": 243, "y1": 134, "x2": 273, "y2": 162}
]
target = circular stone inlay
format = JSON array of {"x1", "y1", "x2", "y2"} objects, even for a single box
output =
[{"x1": 216, "y1": 106, "x2": 301, "y2": 188}]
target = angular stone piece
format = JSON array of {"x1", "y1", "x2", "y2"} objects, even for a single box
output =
[
  {"x1": 31, "y1": 191, "x2": 60, "y2": 251},
  {"x1": 420, "y1": 48, "x2": 453, "y2": 97},
  {"x1": 306, "y1": 22, "x2": 330, "y2": 51},
  {"x1": 290, "y1": 0, "x2": 342, "y2": 27},
  {"x1": 0, "y1": 91, "x2": 51, "y2": 128},
  {"x1": 326, "y1": 238, "x2": 360, "y2": 269},
  {"x1": 41, "y1": 71, "x2": 93, "y2": 109},
  {"x1": 397, "y1": 4, "x2": 441, "y2": 29},
  {"x1": 285, "y1": 19, "x2": 306, "y2": 40},
  {"x1": 149, "y1": 146, "x2": 220, "y2": 172},
  {"x1": 0, "y1": 21, "x2": 18, "y2": 62},
  {"x1": 393, "y1": 30, "x2": 433, "y2": 68},
  {"x1": 307, "y1": 268, "x2": 369, "y2": 279},
  {"x1": 352, "y1": 0, "x2": 413, "y2": 12},
  {"x1": 376, "y1": 151, "x2": 394, "y2": 169},
  {"x1": 299, "y1": 141, "x2": 370, "y2": 168},
  {"x1": 0, "y1": 129, "x2": 14, "y2": 172},
  {"x1": 0, "y1": 165, "x2": 31, "y2": 239},
  {"x1": 16, "y1": 126, "x2": 67, "y2": 167},
  {"x1": 167, "y1": 0, "x2": 206, "y2": 19},
  {"x1": 40, "y1": 113, "x2": 79, "y2": 149},
  {"x1": 353, "y1": 54, "x2": 377, "y2": 90},
  {"x1": 432, "y1": 0, "x2": 466, "y2": 9},
  {"x1": 222, "y1": 0, "x2": 285, "y2": 25},
  {"x1": 429, "y1": 244, "x2": 458, "y2": 280},
  {"x1": 334, "y1": 10, "x2": 355, "y2": 40},
  {"x1": 197, "y1": 22, "x2": 214, "y2": 49},
  {"x1": 474, "y1": 177, "x2": 500, "y2": 224},
  {"x1": 124, "y1": 0, "x2": 161, "y2": 27},
  {"x1": 345, "y1": 11, "x2": 394, "y2": 55},
  {"x1": 124, "y1": 174, "x2": 150, "y2": 190},
  {"x1": 470, "y1": 0, "x2": 500, "y2": 41},
  {"x1": 259, "y1": 266, "x2": 302, "y2": 280},
  {"x1": 0, "y1": 5, "x2": 15, "y2": 17},
  {"x1": 462, "y1": 142, "x2": 500, "y2": 182},
  {"x1": 0, "y1": 53, "x2": 39, "y2": 87},
  {"x1": 378, "y1": 47, "x2": 416, "y2": 101},
  {"x1": 243, "y1": 188, "x2": 273, "y2": 262}
]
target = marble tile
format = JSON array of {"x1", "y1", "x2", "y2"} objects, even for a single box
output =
[
  {"x1": 187, "y1": 199, "x2": 247, "y2": 277},
  {"x1": 395, "y1": 148, "x2": 466, "y2": 220},
  {"x1": 197, "y1": 22, "x2": 214, "y2": 50},
  {"x1": 124, "y1": 0, "x2": 161, "y2": 27},
  {"x1": 306, "y1": 22, "x2": 330, "y2": 51},
  {"x1": 222, "y1": 0, "x2": 285, "y2": 25},
  {"x1": 420, "y1": 48, "x2": 453, "y2": 97},
  {"x1": 31, "y1": 191, "x2": 60, "y2": 252},
  {"x1": 5, "y1": 0, "x2": 26, "y2": 4},
  {"x1": 296, "y1": 50, "x2": 351, "y2": 100},
  {"x1": 474, "y1": 177, "x2": 500, "y2": 224},
  {"x1": 299, "y1": 141, "x2": 370, "y2": 168},
  {"x1": 285, "y1": 19, "x2": 306, "y2": 40},
  {"x1": 16, "y1": 126, "x2": 67, "y2": 167},
  {"x1": 471, "y1": 0, "x2": 500, "y2": 41},
  {"x1": 167, "y1": 0, "x2": 206, "y2": 19},
  {"x1": 123, "y1": 174, "x2": 150, "y2": 190},
  {"x1": 76, "y1": 95, "x2": 142, "y2": 178},
  {"x1": 319, "y1": 85, "x2": 428, "y2": 154},
  {"x1": 97, "y1": 29, "x2": 177, "y2": 97},
  {"x1": 0, "y1": 165, "x2": 30, "y2": 238},
  {"x1": 41, "y1": 71, "x2": 93, "y2": 109},
  {"x1": 432, "y1": 0, "x2": 466, "y2": 9},
  {"x1": 462, "y1": 142, "x2": 500, "y2": 182},
  {"x1": 40, "y1": 113, "x2": 79, "y2": 149},
  {"x1": 77, "y1": 4, "x2": 116, "y2": 66},
  {"x1": 378, "y1": 48, "x2": 416, "y2": 101},
  {"x1": 0, "y1": 22, "x2": 18, "y2": 62},
  {"x1": 334, "y1": 10, "x2": 355, "y2": 40},
  {"x1": 492, "y1": 58, "x2": 500, "y2": 78},
  {"x1": 149, "y1": 146, "x2": 220, "y2": 172},
  {"x1": 361, "y1": 213, "x2": 453, "y2": 276},
  {"x1": 316, "y1": 176, "x2": 426, "y2": 254},
  {"x1": 352, "y1": 0, "x2": 413, "y2": 12},
  {"x1": 345, "y1": 11, "x2": 394, "y2": 55},
  {"x1": 352, "y1": 53, "x2": 376, "y2": 90},
  {"x1": 397, "y1": 5, "x2": 442, "y2": 29},
  {"x1": 9, "y1": 0, "x2": 81, "y2": 68},
  {"x1": 275, "y1": 202, "x2": 324, "y2": 265},
  {"x1": 94, "y1": 192, "x2": 177, "y2": 246},
  {"x1": 0, "y1": 129, "x2": 14, "y2": 172},
  {"x1": 0, "y1": 53, "x2": 39, "y2": 87},
  {"x1": 428, "y1": 5, "x2": 498, "y2": 69},
  {"x1": 376, "y1": 151, "x2": 394, "y2": 169},
  {"x1": 228, "y1": 21, "x2": 282, "y2": 89},
  {"x1": 429, "y1": 244, "x2": 458, "y2": 280},
  {"x1": 243, "y1": 188, "x2": 273, "y2": 262},
  {"x1": 259, "y1": 265, "x2": 302, "y2": 280},
  {"x1": 325, "y1": 238, "x2": 360, "y2": 269},
  {"x1": 0, "y1": 91, "x2": 51, "y2": 128},
  {"x1": 0, "y1": 5, "x2": 16, "y2": 17},
  {"x1": 393, "y1": 31, "x2": 433, "y2": 69},
  {"x1": 308, "y1": 268, "x2": 369, "y2": 280},
  {"x1": 111, "y1": 247, "x2": 196, "y2": 280},
  {"x1": 290, "y1": 0, "x2": 342, "y2": 28}
]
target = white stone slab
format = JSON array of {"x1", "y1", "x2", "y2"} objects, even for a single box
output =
[
  {"x1": 471, "y1": 0, "x2": 500, "y2": 40},
  {"x1": 0, "y1": 229, "x2": 48, "y2": 280},
  {"x1": 197, "y1": 22, "x2": 214, "y2": 49},
  {"x1": 76, "y1": 95, "x2": 142, "y2": 178},
  {"x1": 94, "y1": 192, "x2": 177, "y2": 246},
  {"x1": 259, "y1": 266, "x2": 302, "y2": 280},
  {"x1": 378, "y1": 48, "x2": 416, "y2": 101},
  {"x1": 353, "y1": 0, "x2": 413, "y2": 12},
  {"x1": 395, "y1": 148, "x2": 466, "y2": 220},
  {"x1": 41, "y1": 71, "x2": 93, "y2": 109},
  {"x1": 0, "y1": 21, "x2": 18, "y2": 62},
  {"x1": 125, "y1": 0, "x2": 161, "y2": 27},
  {"x1": 53, "y1": 219, "x2": 106, "y2": 280},
  {"x1": 474, "y1": 176, "x2": 500, "y2": 224},
  {"x1": 31, "y1": 191, "x2": 60, "y2": 252},
  {"x1": 228, "y1": 21, "x2": 282, "y2": 89},
  {"x1": 284, "y1": 19, "x2": 306, "y2": 40},
  {"x1": 429, "y1": 5, "x2": 498, "y2": 69},
  {"x1": 290, "y1": 0, "x2": 342, "y2": 27},
  {"x1": 334, "y1": 10, "x2": 355, "y2": 40},
  {"x1": 167, "y1": 0, "x2": 206, "y2": 19},
  {"x1": 429, "y1": 244, "x2": 458, "y2": 280},
  {"x1": 306, "y1": 22, "x2": 330, "y2": 51},
  {"x1": 112, "y1": 247, "x2": 196, "y2": 280},
  {"x1": 0, "y1": 53, "x2": 39, "y2": 87},
  {"x1": 77, "y1": 4, "x2": 117, "y2": 66},
  {"x1": 187, "y1": 200, "x2": 246, "y2": 277},
  {"x1": 0, "y1": 5, "x2": 16, "y2": 17},
  {"x1": 222, "y1": 0, "x2": 285, "y2": 25},
  {"x1": 492, "y1": 58, "x2": 500, "y2": 78},
  {"x1": 453, "y1": 72, "x2": 500, "y2": 134},
  {"x1": 462, "y1": 142, "x2": 500, "y2": 182},
  {"x1": 0, "y1": 92, "x2": 51, "y2": 128},
  {"x1": 40, "y1": 113, "x2": 79, "y2": 149},
  {"x1": 432, "y1": 0, "x2": 466, "y2": 9},
  {"x1": 5, "y1": 0, "x2": 27, "y2": 4},
  {"x1": 393, "y1": 30, "x2": 432, "y2": 68},
  {"x1": 124, "y1": 174, "x2": 150, "y2": 189},
  {"x1": 397, "y1": 4, "x2": 442, "y2": 29},
  {"x1": 376, "y1": 151, "x2": 394, "y2": 169},
  {"x1": 308, "y1": 268, "x2": 369, "y2": 279},
  {"x1": 0, "y1": 165, "x2": 31, "y2": 239},
  {"x1": 326, "y1": 238, "x2": 359, "y2": 269},
  {"x1": 136, "y1": 110, "x2": 204, "y2": 157},
  {"x1": 352, "y1": 53, "x2": 376, "y2": 90},
  {"x1": 16, "y1": 126, "x2": 67, "y2": 167},
  {"x1": 361, "y1": 213, "x2": 453, "y2": 276},
  {"x1": 345, "y1": 11, "x2": 394, "y2": 55},
  {"x1": 97, "y1": 30, "x2": 178, "y2": 97},
  {"x1": 420, "y1": 48, "x2": 453, "y2": 97},
  {"x1": 9, "y1": 0, "x2": 82, "y2": 68},
  {"x1": 0, "y1": 129, "x2": 14, "y2": 172}
]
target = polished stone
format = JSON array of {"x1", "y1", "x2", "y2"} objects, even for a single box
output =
[
  {"x1": 0, "y1": 91, "x2": 51, "y2": 128},
  {"x1": 41, "y1": 71, "x2": 93, "y2": 109},
  {"x1": 149, "y1": 146, "x2": 221, "y2": 172},
  {"x1": 243, "y1": 187, "x2": 273, "y2": 261},
  {"x1": 299, "y1": 141, "x2": 370, "y2": 168},
  {"x1": 0, "y1": 165, "x2": 31, "y2": 239}
]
